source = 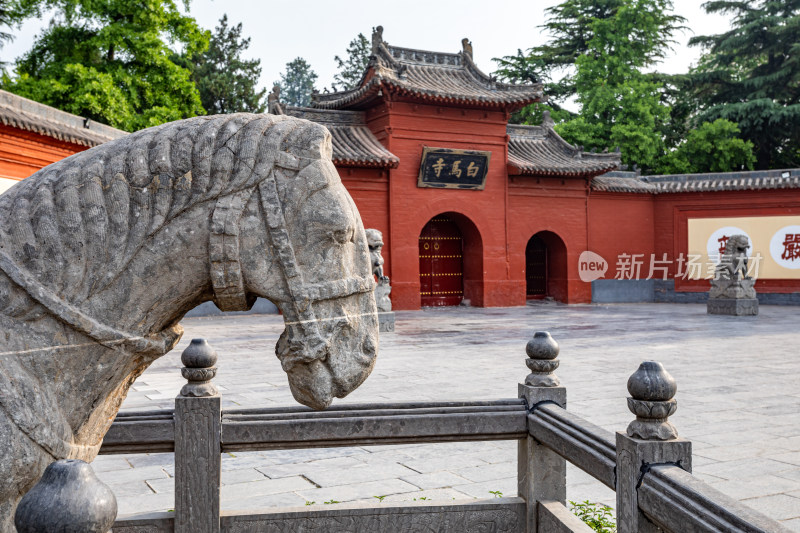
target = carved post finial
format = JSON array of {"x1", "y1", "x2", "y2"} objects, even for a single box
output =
[
  {"x1": 180, "y1": 338, "x2": 218, "y2": 397},
  {"x1": 524, "y1": 331, "x2": 560, "y2": 387},
  {"x1": 626, "y1": 361, "x2": 678, "y2": 440},
  {"x1": 15, "y1": 459, "x2": 117, "y2": 533}
]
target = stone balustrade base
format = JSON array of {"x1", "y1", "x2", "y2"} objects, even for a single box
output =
[
  {"x1": 379, "y1": 312, "x2": 395, "y2": 332},
  {"x1": 707, "y1": 297, "x2": 758, "y2": 316}
]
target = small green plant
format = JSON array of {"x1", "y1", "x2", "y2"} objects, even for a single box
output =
[
  {"x1": 569, "y1": 500, "x2": 616, "y2": 533},
  {"x1": 488, "y1": 490, "x2": 503, "y2": 498},
  {"x1": 373, "y1": 495, "x2": 387, "y2": 502},
  {"x1": 323, "y1": 499, "x2": 340, "y2": 505},
  {"x1": 305, "y1": 501, "x2": 315, "y2": 506}
]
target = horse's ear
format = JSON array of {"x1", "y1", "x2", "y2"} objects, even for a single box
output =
[{"x1": 283, "y1": 121, "x2": 332, "y2": 163}]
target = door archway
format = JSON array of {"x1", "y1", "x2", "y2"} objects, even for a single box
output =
[
  {"x1": 525, "y1": 231, "x2": 568, "y2": 302},
  {"x1": 526, "y1": 235, "x2": 547, "y2": 299},
  {"x1": 419, "y1": 215, "x2": 464, "y2": 306}
]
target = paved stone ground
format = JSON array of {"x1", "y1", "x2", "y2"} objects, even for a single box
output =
[{"x1": 96, "y1": 303, "x2": 800, "y2": 530}]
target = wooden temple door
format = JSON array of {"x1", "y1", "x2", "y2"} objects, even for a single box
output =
[
  {"x1": 526, "y1": 235, "x2": 547, "y2": 299},
  {"x1": 419, "y1": 216, "x2": 464, "y2": 306}
]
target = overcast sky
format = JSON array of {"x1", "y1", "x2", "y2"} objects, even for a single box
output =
[{"x1": 2, "y1": 0, "x2": 732, "y2": 104}]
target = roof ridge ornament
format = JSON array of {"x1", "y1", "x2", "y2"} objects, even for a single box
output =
[
  {"x1": 372, "y1": 25, "x2": 384, "y2": 55},
  {"x1": 542, "y1": 110, "x2": 555, "y2": 129},
  {"x1": 268, "y1": 85, "x2": 284, "y2": 115},
  {"x1": 461, "y1": 38, "x2": 473, "y2": 59}
]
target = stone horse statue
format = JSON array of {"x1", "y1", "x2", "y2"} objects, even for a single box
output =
[
  {"x1": 0, "y1": 114, "x2": 378, "y2": 528},
  {"x1": 710, "y1": 234, "x2": 756, "y2": 299}
]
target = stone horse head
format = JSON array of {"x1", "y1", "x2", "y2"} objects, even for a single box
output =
[{"x1": 0, "y1": 114, "x2": 378, "y2": 527}]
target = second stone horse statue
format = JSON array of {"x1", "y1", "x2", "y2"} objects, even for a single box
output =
[{"x1": 0, "y1": 113, "x2": 379, "y2": 529}]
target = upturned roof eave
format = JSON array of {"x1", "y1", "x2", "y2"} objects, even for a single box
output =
[
  {"x1": 313, "y1": 78, "x2": 541, "y2": 111},
  {"x1": 334, "y1": 157, "x2": 399, "y2": 169},
  {"x1": 508, "y1": 163, "x2": 620, "y2": 179}
]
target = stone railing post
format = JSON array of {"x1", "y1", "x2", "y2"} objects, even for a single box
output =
[
  {"x1": 15, "y1": 459, "x2": 117, "y2": 532},
  {"x1": 518, "y1": 331, "x2": 567, "y2": 533},
  {"x1": 616, "y1": 361, "x2": 691, "y2": 533},
  {"x1": 175, "y1": 338, "x2": 221, "y2": 533}
]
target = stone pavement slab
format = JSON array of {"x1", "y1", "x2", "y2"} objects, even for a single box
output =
[{"x1": 104, "y1": 303, "x2": 800, "y2": 529}]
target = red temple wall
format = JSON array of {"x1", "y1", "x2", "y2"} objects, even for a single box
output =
[
  {"x1": 507, "y1": 176, "x2": 591, "y2": 303},
  {"x1": 4, "y1": 110, "x2": 799, "y2": 309},
  {"x1": 378, "y1": 101, "x2": 512, "y2": 310},
  {"x1": 587, "y1": 192, "x2": 656, "y2": 278},
  {"x1": 339, "y1": 167, "x2": 392, "y2": 278},
  {"x1": 653, "y1": 190, "x2": 800, "y2": 293},
  {"x1": 0, "y1": 125, "x2": 87, "y2": 180}
]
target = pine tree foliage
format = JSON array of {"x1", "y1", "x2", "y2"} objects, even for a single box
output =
[
  {"x1": 276, "y1": 57, "x2": 318, "y2": 107},
  {"x1": 689, "y1": 0, "x2": 800, "y2": 169},
  {"x1": 190, "y1": 15, "x2": 266, "y2": 114},
  {"x1": 0, "y1": 0, "x2": 39, "y2": 67},
  {"x1": 492, "y1": 49, "x2": 543, "y2": 84},
  {"x1": 493, "y1": 0, "x2": 685, "y2": 104},
  {"x1": 0, "y1": 1, "x2": 36, "y2": 50},
  {"x1": 333, "y1": 33, "x2": 370, "y2": 91},
  {"x1": 555, "y1": 0, "x2": 676, "y2": 171},
  {"x1": 2, "y1": 0, "x2": 208, "y2": 131}
]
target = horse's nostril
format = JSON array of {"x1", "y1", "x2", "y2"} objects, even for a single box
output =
[{"x1": 361, "y1": 334, "x2": 377, "y2": 358}]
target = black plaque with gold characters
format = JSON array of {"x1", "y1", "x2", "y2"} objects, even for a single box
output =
[{"x1": 417, "y1": 147, "x2": 491, "y2": 190}]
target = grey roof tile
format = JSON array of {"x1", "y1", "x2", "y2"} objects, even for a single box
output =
[
  {"x1": 312, "y1": 35, "x2": 541, "y2": 110},
  {"x1": 507, "y1": 124, "x2": 620, "y2": 178},
  {"x1": 0, "y1": 89, "x2": 127, "y2": 147},
  {"x1": 591, "y1": 169, "x2": 800, "y2": 193},
  {"x1": 286, "y1": 107, "x2": 399, "y2": 168}
]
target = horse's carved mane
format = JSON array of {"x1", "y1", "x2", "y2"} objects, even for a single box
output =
[{"x1": 0, "y1": 113, "x2": 317, "y2": 314}]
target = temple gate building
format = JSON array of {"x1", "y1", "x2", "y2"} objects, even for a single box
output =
[{"x1": 2, "y1": 28, "x2": 799, "y2": 309}]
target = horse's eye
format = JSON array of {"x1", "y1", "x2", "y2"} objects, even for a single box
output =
[{"x1": 329, "y1": 225, "x2": 354, "y2": 245}]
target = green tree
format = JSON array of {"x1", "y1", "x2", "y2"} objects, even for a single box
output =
[
  {"x1": 493, "y1": 0, "x2": 684, "y2": 106},
  {"x1": 187, "y1": 15, "x2": 265, "y2": 114},
  {"x1": 658, "y1": 119, "x2": 756, "y2": 174},
  {"x1": 276, "y1": 57, "x2": 317, "y2": 107},
  {"x1": 689, "y1": 0, "x2": 800, "y2": 169},
  {"x1": 493, "y1": 49, "x2": 574, "y2": 126},
  {"x1": 333, "y1": 32, "x2": 370, "y2": 91},
  {"x1": 0, "y1": 1, "x2": 38, "y2": 65},
  {"x1": 3, "y1": 0, "x2": 208, "y2": 131},
  {"x1": 555, "y1": 0, "x2": 676, "y2": 171}
]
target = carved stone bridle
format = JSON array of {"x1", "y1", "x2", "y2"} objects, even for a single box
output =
[{"x1": 209, "y1": 145, "x2": 375, "y2": 372}]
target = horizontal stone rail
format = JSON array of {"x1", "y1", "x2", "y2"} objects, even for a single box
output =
[
  {"x1": 113, "y1": 498, "x2": 526, "y2": 533},
  {"x1": 223, "y1": 399, "x2": 527, "y2": 451},
  {"x1": 100, "y1": 409, "x2": 174, "y2": 454},
  {"x1": 639, "y1": 465, "x2": 793, "y2": 533},
  {"x1": 537, "y1": 500, "x2": 595, "y2": 532},
  {"x1": 527, "y1": 402, "x2": 617, "y2": 489},
  {"x1": 100, "y1": 399, "x2": 528, "y2": 455}
]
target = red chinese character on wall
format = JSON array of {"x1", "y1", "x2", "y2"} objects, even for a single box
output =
[
  {"x1": 781, "y1": 233, "x2": 800, "y2": 261},
  {"x1": 717, "y1": 235, "x2": 730, "y2": 255}
]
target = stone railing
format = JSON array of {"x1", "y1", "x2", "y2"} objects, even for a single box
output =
[{"x1": 16, "y1": 335, "x2": 790, "y2": 532}]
